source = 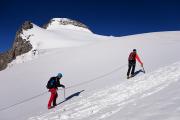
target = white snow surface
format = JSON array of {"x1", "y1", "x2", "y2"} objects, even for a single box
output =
[
  {"x1": 1, "y1": 27, "x2": 180, "y2": 120},
  {"x1": 22, "y1": 23, "x2": 96, "y2": 50}
]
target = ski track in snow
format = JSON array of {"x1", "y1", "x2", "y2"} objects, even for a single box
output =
[{"x1": 28, "y1": 62, "x2": 180, "y2": 120}]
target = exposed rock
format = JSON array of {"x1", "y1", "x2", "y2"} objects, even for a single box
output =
[
  {"x1": 12, "y1": 34, "x2": 32, "y2": 57},
  {"x1": 0, "y1": 52, "x2": 9, "y2": 70},
  {"x1": 0, "y1": 21, "x2": 33, "y2": 71}
]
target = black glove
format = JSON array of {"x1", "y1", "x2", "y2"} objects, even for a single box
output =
[{"x1": 60, "y1": 84, "x2": 65, "y2": 88}]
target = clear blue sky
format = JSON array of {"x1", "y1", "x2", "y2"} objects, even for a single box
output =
[{"x1": 1, "y1": 0, "x2": 180, "y2": 52}]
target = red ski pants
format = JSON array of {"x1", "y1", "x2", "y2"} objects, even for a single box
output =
[{"x1": 48, "y1": 88, "x2": 58, "y2": 108}]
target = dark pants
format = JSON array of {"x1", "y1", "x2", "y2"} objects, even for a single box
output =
[{"x1": 127, "y1": 60, "x2": 136, "y2": 76}]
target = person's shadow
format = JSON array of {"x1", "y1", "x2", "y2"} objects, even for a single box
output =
[
  {"x1": 57, "y1": 90, "x2": 85, "y2": 105},
  {"x1": 133, "y1": 69, "x2": 145, "y2": 77}
]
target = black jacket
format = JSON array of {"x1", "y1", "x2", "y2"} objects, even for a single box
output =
[{"x1": 49, "y1": 77, "x2": 65, "y2": 89}]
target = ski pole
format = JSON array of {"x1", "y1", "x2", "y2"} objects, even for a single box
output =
[
  {"x1": 142, "y1": 66, "x2": 145, "y2": 73},
  {"x1": 64, "y1": 88, "x2": 66, "y2": 99}
]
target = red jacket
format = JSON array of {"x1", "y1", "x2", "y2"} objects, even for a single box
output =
[
  {"x1": 129, "y1": 52, "x2": 143, "y2": 65},
  {"x1": 135, "y1": 54, "x2": 143, "y2": 65}
]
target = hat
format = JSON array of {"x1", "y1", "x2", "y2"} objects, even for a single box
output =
[
  {"x1": 57, "y1": 73, "x2": 63, "y2": 78},
  {"x1": 133, "y1": 49, "x2": 136, "y2": 52}
]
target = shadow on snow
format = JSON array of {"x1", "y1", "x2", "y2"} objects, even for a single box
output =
[
  {"x1": 134, "y1": 69, "x2": 145, "y2": 77},
  {"x1": 57, "y1": 90, "x2": 85, "y2": 105}
]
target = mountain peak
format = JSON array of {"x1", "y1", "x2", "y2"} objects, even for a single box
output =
[
  {"x1": 0, "y1": 18, "x2": 94, "y2": 71},
  {"x1": 43, "y1": 18, "x2": 92, "y2": 33},
  {"x1": 0, "y1": 21, "x2": 33, "y2": 71}
]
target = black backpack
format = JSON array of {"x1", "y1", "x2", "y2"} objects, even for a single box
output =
[{"x1": 46, "y1": 77, "x2": 56, "y2": 89}]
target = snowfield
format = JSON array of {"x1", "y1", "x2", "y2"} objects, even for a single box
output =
[
  {"x1": 28, "y1": 62, "x2": 180, "y2": 120},
  {"x1": 0, "y1": 19, "x2": 180, "y2": 120}
]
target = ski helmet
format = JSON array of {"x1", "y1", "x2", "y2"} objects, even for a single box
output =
[{"x1": 57, "y1": 73, "x2": 63, "y2": 78}]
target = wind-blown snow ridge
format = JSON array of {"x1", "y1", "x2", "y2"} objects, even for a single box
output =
[{"x1": 28, "y1": 62, "x2": 180, "y2": 120}]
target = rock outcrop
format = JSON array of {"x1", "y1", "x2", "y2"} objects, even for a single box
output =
[{"x1": 0, "y1": 21, "x2": 33, "y2": 71}]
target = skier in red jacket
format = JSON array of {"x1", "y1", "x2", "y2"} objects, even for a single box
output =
[{"x1": 127, "y1": 49, "x2": 143, "y2": 79}]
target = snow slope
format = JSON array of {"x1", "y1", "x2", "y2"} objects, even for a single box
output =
[
  {"x1": 1, "y1": 28, "x2": 180, "y2": 120},
  {"x1": 28, "y1": 62, "x2": 180, "y2": 120}
]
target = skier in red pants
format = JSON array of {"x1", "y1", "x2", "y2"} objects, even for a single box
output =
[{"x1": 46, "y1": 73, "x2": 65, "y2": 109}]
